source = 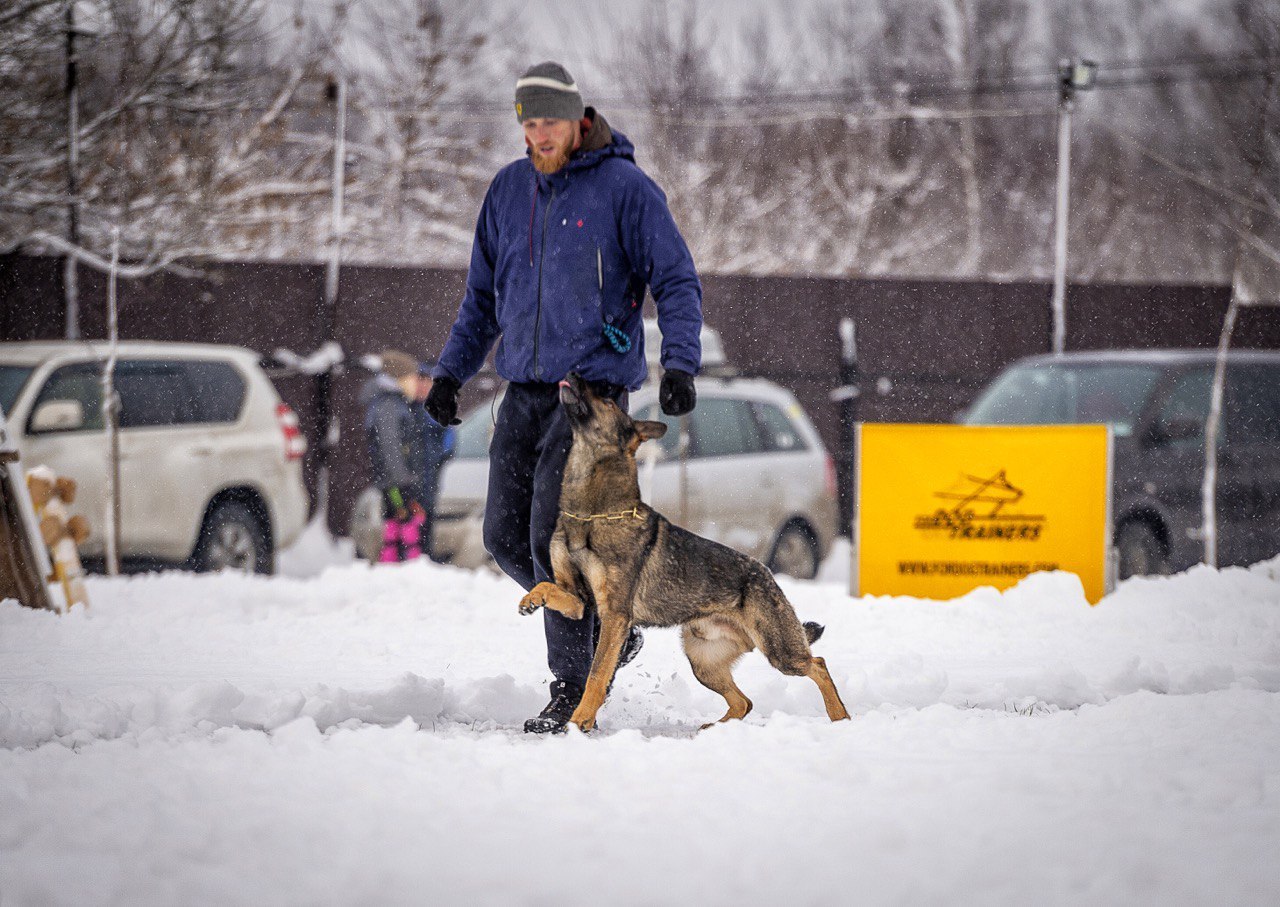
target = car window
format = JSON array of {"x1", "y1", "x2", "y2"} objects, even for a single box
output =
[
  {"x1": 752, "y1": 401, "x2": 809, "y2": 452},
  {"x1": 453, "y1": 402, "x2": 498, "y2": 459},
  {"x1": 115, "y1": 360, "x2": 200, "y2": 429},
  {"x1": 691, "y1": 397, "x2": 762, "y2": 458},
  {"x1": 964, "y1": 363, "x2": 1162, "y2": 437},
  {"x1": 634, "y1": 404, "x2": 682, "y2": 458},
  {"x1": 1155, "y1": 369, "x2": 1211, "y2": 445},
  {"x1": 28, "y1": 363, "x2": 105, "y2": 433},
  {"x1": 0, "y1": 365, "x2": 34, "y2": 414},
  {"x1": 1225, "y1": 365, "x2": 1280, "y2": 444},
  {"x1": 184, "y1": 361, "x2": 246, "y2": 423}
]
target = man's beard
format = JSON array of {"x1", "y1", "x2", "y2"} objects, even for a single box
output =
[{"x1": 531, "y1": 135, "x2": 574, "y2": 174}]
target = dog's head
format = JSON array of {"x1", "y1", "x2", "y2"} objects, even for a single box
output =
[{"x1": 559, "y1": 373, "x2": 667, "y2": 460}]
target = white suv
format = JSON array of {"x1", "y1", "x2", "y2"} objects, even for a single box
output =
[{"x1": 0, "y1": 341, "x2": 310, "y2": 573}]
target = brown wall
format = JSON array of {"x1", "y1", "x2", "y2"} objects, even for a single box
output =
[{"x1": 4, "y1": 253, "x2": 1277, "y2": 537}]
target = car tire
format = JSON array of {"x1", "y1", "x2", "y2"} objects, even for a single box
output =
[
  {"x1": 1116, "y1": 521, "x2": 1167, "y2": 580},
  {"x1": 767, "y1": 522, "x2": 820, "y2": 580},
  {"x1": 195, "y1": 501, "x2": 271, "y2": 574}
]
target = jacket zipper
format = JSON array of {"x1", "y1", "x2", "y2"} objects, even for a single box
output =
[{"x1": 533, "y1": 185, "x2": 556, "y2": 378}]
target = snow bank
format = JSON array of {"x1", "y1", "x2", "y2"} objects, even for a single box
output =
[{"x1": 1, "y1": 555, "x2": 1278, "y2": 905}]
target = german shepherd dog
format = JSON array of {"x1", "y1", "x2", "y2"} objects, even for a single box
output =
[{"x1": 517, "y1": 373, "x2": 851, "y2": 732}]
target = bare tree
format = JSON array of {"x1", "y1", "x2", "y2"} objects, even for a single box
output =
[
  {"x1": 343, "y1": 0, "x2": 511, "y2": 266},
  {"x1": 1, "y1": 0, "x2": 337, "y2": 272}
]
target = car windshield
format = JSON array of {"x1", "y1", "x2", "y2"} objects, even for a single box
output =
[
  {"x1": 963, "y1": 363, "x2": 1163, "y2": 437},
  {"x1": 0, "y1": 365, "x2": 34, "y2": 415},
  {"x1": 452, "y1": 399, "x2": 499, "y2": 459}
]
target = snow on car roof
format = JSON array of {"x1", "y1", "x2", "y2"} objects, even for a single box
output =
[
  {"x1": 643, "y1": 318, "x2": 727, "y2": 368},
  {"x1": 1014, "y1": 348, "x2": 1280, "y2": 367},
  {"x1": 0, "y1": 339, "x2": 263, "y2": 366}
]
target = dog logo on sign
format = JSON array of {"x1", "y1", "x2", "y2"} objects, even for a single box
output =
[{"x1": 913, "y1": 470, "x2": 1045, "y2": 541}]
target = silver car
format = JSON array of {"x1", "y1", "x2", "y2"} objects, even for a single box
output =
[
  {"x1": 352, "y1": 323, "x2": 837, "y2": 577},
  {"x1": 366, "y1": 374, "x2": 835, "y2": 579}
]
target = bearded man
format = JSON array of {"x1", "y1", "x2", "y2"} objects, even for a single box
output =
[{"x1": 426, "y1": 61, "x2": 703, "y2": 733}]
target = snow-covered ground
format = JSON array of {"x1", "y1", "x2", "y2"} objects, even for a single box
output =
[{"x1": 2, "y1": 523, "x2": 1279, "y2": 906}]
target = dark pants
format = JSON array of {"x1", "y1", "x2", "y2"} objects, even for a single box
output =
[{"x1": 483, "y1": 381, "x2": 624, "y2": 689}]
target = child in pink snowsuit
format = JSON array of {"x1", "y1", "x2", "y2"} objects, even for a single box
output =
[{"x1": 361, "y1": 350, "x2": 430, "y2": 562}]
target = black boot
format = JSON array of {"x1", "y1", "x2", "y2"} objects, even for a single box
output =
[{"x1": 523, "y1": 680, "x2": 583, "y2": 734}]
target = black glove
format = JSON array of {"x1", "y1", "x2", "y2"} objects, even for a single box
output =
[
  {"x1": 659, "y1": 369, "x2": 696, "y2": 417},
  {"x1": 424, "y1": 376, "x2": 462, "y2": 426}
]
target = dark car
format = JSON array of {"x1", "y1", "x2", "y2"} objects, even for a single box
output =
[{"x1": 961, "y1": 350, "x2": 1280, "y2": 578}]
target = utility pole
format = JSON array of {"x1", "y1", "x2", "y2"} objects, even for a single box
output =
[
  {"x1": 102, "y1": 227, "x2": 122, "y2": 575},
  {"x1": 832, "y1": 317, "x2": 861, "y2": 537},
  {"x1": 324, "y1": 74, "x2": 346, "y2": 336},
  {"x1": 1049, "y1": 58, "x2": 1096, "y2": 356},
  {"x1": 314, "y1": 71, "x2": 347, "y2": 524},
  {"x1": 63, "y1": 1, "x2": 83, "y2": 340},
  {"x1": 62, "y1": 1, "x2": 101, "y2": 340}
]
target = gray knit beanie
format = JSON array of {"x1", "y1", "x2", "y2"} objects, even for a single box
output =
[{"x1": 514, "y1": 61, "x2": 585, "y2": 123}]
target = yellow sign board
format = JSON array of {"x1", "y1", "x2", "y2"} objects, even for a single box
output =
[{"x1": 855, "y1": 424, "x2": 1112, "y2": 603}]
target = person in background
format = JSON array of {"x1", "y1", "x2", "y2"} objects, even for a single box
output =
[
  {"x1": 362, "y1": 350, "x2": 427, "y2": 563},
  {"x1": 414, "y1": 362, "x2": 453, "y2": 562},
  {"x1": 425, "y1": 61, "x2": 702, "y2": 733}
]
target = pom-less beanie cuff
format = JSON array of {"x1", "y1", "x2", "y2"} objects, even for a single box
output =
[{"x1": 515, "y1": 61, "x2": 585, "y2": 122}]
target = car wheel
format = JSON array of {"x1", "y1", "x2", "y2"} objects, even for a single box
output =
[
  {"x1": 1116, "y1": 521, "x2": 1167, "y2": 579},
  {"x1": 350, "y1": 486, "x2": 385, "y2": 562},
  {"x1": 767, "y1": 523, "x2": 820, "y2": 580},
  {"x1": 195, "y1": 501, "x2": 271, "y2": 574}
]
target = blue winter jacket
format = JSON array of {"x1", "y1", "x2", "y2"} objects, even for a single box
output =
[{"x1": 434, "y1": 112, "x2": 702, "y2": 391}]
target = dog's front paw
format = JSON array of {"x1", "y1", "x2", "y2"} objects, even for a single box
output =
[
  {"x1": 568, "y1": 704, "x2": 598, "y2": 733},
  {"x1": 518, "y1": 582, "x2": 554, "y2": 616}
]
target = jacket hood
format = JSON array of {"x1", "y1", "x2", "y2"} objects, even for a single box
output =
[
  {"x1": 435, "y1": 104, "x2": 703, "y2": 390},
  {"x1": 359, "y1": 373, "x2": 404, "y2": 408},
  {"x1": 528, "y1": 108, "x2": 635, "y2": 185}
]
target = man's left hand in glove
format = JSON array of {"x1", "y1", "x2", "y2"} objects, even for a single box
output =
[{"x1": 659, "y1": 368, "x2": 697, "y2": 416}]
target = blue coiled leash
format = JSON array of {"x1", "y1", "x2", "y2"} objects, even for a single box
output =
[{"x1": 603, "y1": 322, "x2": 632, "y2": 353}]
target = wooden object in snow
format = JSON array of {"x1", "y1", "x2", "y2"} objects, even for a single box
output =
[{"x1": 26, "y1": 467, "x2": 90, "y2": 610}]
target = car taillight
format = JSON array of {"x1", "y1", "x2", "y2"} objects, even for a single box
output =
[
  {"x1": 276, "y1": 403, "x2": 307, "y2": 461},
  {"x1": 825, "y1": 453, "x2": 838, "y2": 499}
]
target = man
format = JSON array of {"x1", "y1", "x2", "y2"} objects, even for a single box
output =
[
  {"x1": 363, "y1": 350, "x2": 428, "y2": 562},
  {"x1": 426, "y1": 61, "x2": 703, "y2": 733}
]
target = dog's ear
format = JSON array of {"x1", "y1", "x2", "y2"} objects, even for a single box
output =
[{"x1": 635, "y1": 420, "x2": 668, "y2": 442}]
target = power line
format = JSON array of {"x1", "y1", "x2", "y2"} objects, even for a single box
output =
[
  {"x1": 353, "y1": 53, "x2": 1280, "y2": 114},
  {"x1": 21, "y1": 53, "x2": 1273, "y2": 129}
]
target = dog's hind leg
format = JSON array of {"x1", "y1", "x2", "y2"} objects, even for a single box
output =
[
  {"x1": 743, "y1": 580, "x2": 851, "y2": 722},
  {"x1": 805, "y1": 656, "x2": 851, "y2": 721},
  {"x1": 682, "y1": 621, "x2": 753, "y2": 729}
]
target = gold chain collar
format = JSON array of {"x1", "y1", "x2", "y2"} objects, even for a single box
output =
[{"x1": 560, "y1": 506, "x2": 643, "y2": 522}]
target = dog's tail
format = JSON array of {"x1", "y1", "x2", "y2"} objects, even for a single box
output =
[{"x1": 803, "y1": 621, "x2": 825, "y2": 645}]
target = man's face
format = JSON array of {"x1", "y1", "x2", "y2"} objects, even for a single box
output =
[
  {"x1": 523, "y1": 117, "x2": 581, "y2": 174},
  {"x1": 415, "y1": 375, "x2": 433, "y2": 401}
]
